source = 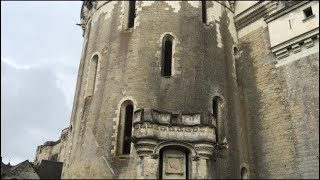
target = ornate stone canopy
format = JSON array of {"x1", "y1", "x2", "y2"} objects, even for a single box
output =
[{"x1": 132, "y1": 108, "x2": 217, "y2": 159}]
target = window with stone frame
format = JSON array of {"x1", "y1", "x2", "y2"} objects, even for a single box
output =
[
  {"x1": 161, "y1": 35, "x2": 174, "y2": 77},
  {"x1": 117, "y1": 100, "x2": 134, "y2": 155},
  {"x1": 212, "y1": 96, "x2": 222, "y2": 142}
]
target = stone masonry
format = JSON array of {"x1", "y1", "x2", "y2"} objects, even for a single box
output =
[{"x1": 33, "y1": 1, "x2": 319, "y2": 179}]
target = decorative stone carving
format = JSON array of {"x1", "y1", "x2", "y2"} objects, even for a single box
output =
[
  {"x1": 165, "y1": 155, "x2": 184, "y2": 175},
  {"x1": 133, "y1": 122, "x2": 215, "y2": 142},
  {"x1": 292, "y1": 44, "x2": 301, "y2": 53},
  {"x1": 181, "y1": 114, "x2": 201, "y2": 125},
  {"x1": 275, "y1": 48, "x2": 289, "y2": 60},
  {"x1": 134, "y1": 140, "x2": 157, "y2": 157},
  {"x1": 133, "y1": 109, "x2": 143, "y2": 123},
  {"x1": 304, "y1": 38, "x2": 314, "y2": 48},
  {"x1": 132, "y1": 106, "x2": 217, "y2": 180},
  {"x1": 153, "y1": 110, "x2": 171, "y2": 125},
  {"x1": 194, "y1": 143, "x2": 215, "y2": 159}
]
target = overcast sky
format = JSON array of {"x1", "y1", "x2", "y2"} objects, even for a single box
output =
[{"x1": 1, "y1": 1, "x2": 83, "y2": 165}]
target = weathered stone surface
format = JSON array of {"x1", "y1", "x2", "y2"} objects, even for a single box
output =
[{"x1": 32, "y1": 1, "x2": 319, "y2": 179}]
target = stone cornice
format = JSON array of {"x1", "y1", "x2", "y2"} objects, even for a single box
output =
[
  {"x1": 265, "y1": 1, "x2": 310, "y2": 23},
  {"x1": 271, "y1": 27, "x2": 319, "y2": 52},
  {"x1": 272, "y1": 29, "x2": 319, "y2": 62},
  {"x1": 235, "y1": 1, "x2": 278, "y2": 30}
]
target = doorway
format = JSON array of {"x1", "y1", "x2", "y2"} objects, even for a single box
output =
[{"x1": 159, "y1": 146, "x2": 190, "y2": 179}]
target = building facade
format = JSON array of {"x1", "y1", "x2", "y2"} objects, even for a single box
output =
[{"x1": 34, "y1": 1, "x2": 319, "y2": 179}]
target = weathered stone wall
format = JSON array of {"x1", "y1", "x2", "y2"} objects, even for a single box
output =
[
  {"x1": 57, "y1": 128, "x2": 69, "y2": 164},
  {"x1": 237, "y1": 14, "x2": 319, "y2": 180},
  {"x1": 62, "y1": 1, "x2": 248, "y2": 179},
  {"x1": 34, "y1": 141, "x2": 61, "y2": 166},
  {"x1": 30, "y1": 1, "x2": 319, "y2": 179}
]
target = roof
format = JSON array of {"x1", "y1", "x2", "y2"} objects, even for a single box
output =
[{"x1": 1, "y1": 160, "x2": 40, "y2": 179}]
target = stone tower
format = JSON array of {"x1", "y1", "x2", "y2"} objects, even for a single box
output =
[
  {"x1": 31, "y1": 1, "x2": 319, "y2": 179},
  {"x1": 61, "y1": 1, "x2": 247, "y2": 179}
]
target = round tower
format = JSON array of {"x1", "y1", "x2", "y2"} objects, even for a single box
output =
[{"x1": 63, "y1": 1, "x2": 248, "y2": 179}]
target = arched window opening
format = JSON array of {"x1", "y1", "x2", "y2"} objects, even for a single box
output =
[
  {"x1": 117, "y1": 100, "x2": 134, "y2": 155},
  {"x1": 202, "y1": 0, "x2": 207, "y2": 24},
  {"x1": 213, "y1": 96, "x2": 222, "y2": 142},
  {"x1": 241, "y1": 167, "x2": 249, "y2": 179},
  {"x1": 234, "y1": 47, "x2": 239, "y2": 60},
  {"x1": 128, "y1": 0, "x2": 136, "y2": 28},
  {"x1": 123, "y1": 104, "x2": 133, "y2": 154},
  {"x1": 87, "y1": 55, "x2": 98, "y2": 97},
  {"x1": 162, "y1": 35, "x2": 174, "y2": 77}
]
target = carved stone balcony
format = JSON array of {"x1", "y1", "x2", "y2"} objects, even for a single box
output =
[{"x1": 132, "y1": 108, "x2": 217, "y2": 159}]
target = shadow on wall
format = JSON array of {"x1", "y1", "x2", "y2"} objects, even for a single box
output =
[{"x1": 237, "y1": 39, "x2": 270, "y2": 178}]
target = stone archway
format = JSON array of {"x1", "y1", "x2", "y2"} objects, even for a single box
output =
[{"x1": 152, "y1": 141, "x2": 199, "y2": 160}]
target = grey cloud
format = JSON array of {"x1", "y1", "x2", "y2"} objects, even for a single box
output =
[
  {"x1": 1, "y1": 1, "x2": 83, "y2": 165},
  {"x1": 1, "y1": 60, "x2": 71, "y2": 163}
]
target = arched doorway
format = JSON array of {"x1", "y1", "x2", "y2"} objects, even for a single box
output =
[{"x1": 159, "y1": 145, "x2": 191, "y2": 179}]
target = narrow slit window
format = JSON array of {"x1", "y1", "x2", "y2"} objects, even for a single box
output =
[
  {"x1": 234, "y1": 47, "x2": 239, "y2": 60},
  {"x1": 122, "y1": 104, "x2": 133, "y2": 154},
  {"x1": 213, "y1": 96, "x2": 222, "y2": 142},
  {"x1": 128, "y1": 0, "x2": 136, "y2": 28},
  {"x1": 212, "y1": 97, "x2": 219, "y2": 120},
  {"x1": 202, "y1": 0, "x2": 207, "y2": 24},
  {"x1": 87, "y1": 55, "x2": 98, "y2": 97},
  {"x1": 162, "y1": 36, "x2": 173, "y2": 77},
  {"x1": 303, "y1": 7, "x2": 313, "y2": 18},
  {"x1": 117, "y1": 100, "x2": 134, "y2": 155}
]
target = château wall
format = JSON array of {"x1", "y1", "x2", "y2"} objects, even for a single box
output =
[
  {"x1": 236, "y1": 1, "x2": 319, "y2": 178},
  {"x1": 61, "y1": 1, "x2": 248, "y2": 179}
]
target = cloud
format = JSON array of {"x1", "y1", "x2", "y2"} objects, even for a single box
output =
[
  {"x1": 55, "y1": 70, "x2": 77, "y2": 109},
  {"x1": 1, "y1": 57, "x2": 77, "y2": 165},
  {"x1": 1, "y1": 57, "x2": 33, "y2": 70},
  {"x1": 1, "y1": 1, "x2": 83, "y2": 165}
]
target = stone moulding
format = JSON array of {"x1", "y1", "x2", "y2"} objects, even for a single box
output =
[
  {"x1": 133, "y1": 108, "x2": 215, "y2": 127},
  {"x1": 235, "y1": 1, "x2": 278, "y2": 30},
  {"x1": 133, "y1": 122, "x2": 216, "y2": 143},
  {"x1": 271, "y1": 28, "x2": 319, "y2": 60},
  {"x1": 264, "y1": 1, "x2": 309, "y2": 23},
  {"x1": 132, "y1": 108, "x2": 217, "y2": 159},
  {"x1": 151, "y1": 141, "x2": 200, "y2": 160}
]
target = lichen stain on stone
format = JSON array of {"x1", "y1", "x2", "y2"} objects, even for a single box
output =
[
  {"x1": 165, "y1": 1, "x2": 181, "y2": 13},
  {"x1": 91, "y1": 1, "x2": 118, "y2": 25},
  {"x1": 187, "y1": 1, "x2": 200, "y2": 8},
  {"x1": 141, "y1": 1, "x2": 155, "y2": 7},
  {"x1": 216, "y1": 23, "x2": 223, "y2": 48}
]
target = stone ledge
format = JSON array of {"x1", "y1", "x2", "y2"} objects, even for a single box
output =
[
  {"x1": 265, "y1": 1, "x2": 309, "y2": 23},
  {"x1": 272, "y1": 29, "x2": 319, "y2": 60}
]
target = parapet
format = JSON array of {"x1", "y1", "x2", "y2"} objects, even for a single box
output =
[{"x1": 133, "y1": 108, "x2": 216, "y2": 127}]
